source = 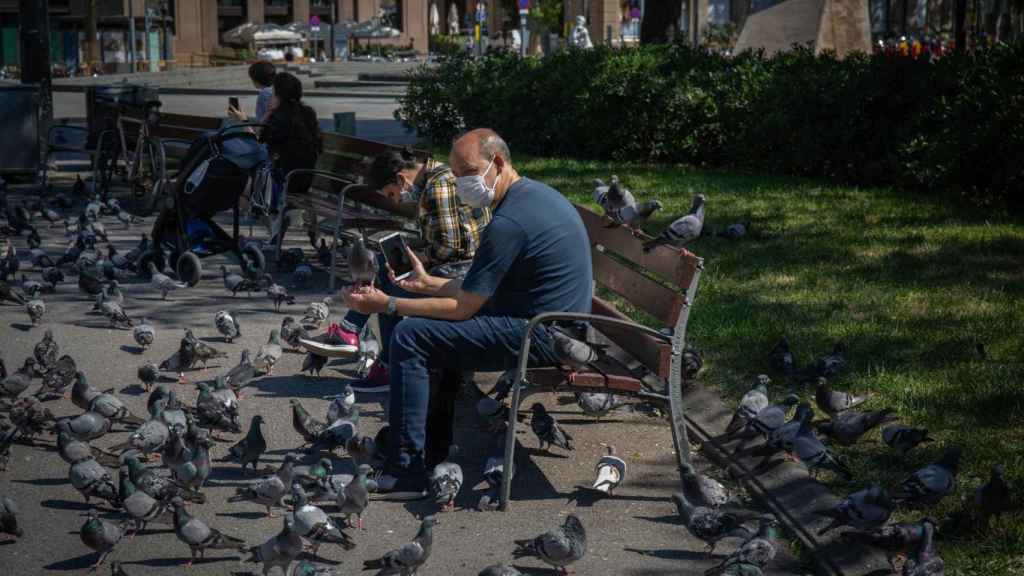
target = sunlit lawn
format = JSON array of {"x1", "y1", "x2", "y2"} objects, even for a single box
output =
[{"x1": 513, "y1": 155, "x2": 1024, "y2": 575}]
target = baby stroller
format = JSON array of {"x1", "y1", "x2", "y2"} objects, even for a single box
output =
[{"x1": 141, "y1": 123, "x2": 269, "y2": 286}]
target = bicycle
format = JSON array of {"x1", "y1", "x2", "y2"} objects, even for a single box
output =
[{"x1": 95, "y1": 100, "x2": 167, "y2": 216}]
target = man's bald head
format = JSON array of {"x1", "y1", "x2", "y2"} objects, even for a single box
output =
[{"x1": 451, "y1": 128, "x2": 511, "y2": 170}]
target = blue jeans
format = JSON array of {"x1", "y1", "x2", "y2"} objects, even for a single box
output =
[
  {"x1": 340, "y1": 253, "x2": 418, "y2": 364},
  {"x1": 386, "y1": 315, "x2": 559, "y2": 476}
]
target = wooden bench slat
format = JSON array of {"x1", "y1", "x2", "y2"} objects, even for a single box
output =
[
  {"x1": 589, "y1": 296, "x2": 671, "y2": 378},
  {"x1": 592, "y1": 247, "x2": 684, "y2": 326},
  {"x1": 525, "y1": 366, "x2": 645, "y2": 394}
]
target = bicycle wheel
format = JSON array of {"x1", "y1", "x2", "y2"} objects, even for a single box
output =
[{"x1": 130, "y1": 136, "x2": 166, "y2": 217}]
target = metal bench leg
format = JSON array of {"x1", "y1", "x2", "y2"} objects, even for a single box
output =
[
  {"x1": 329, "y1": 183, "x2": 345, "y2": 293},
  {"x1": 499, "y1": 371, "x2": 522, "y2": 511}
]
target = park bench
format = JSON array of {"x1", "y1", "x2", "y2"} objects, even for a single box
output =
[{"x1": 499, "y1": 203, "x2": 704, "y2": 509}]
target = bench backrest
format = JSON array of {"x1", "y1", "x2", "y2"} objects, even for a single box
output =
[
  {"x1": 574, "y1": 203, "x2": 702, "y2": 378},
  {"x1": 120, "y1": 110, "x2": 223, "y2": 144},
  {"x1": 313, "y1": 132, "x2": 429, "y2": 214}
]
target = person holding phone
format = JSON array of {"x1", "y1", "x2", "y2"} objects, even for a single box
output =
[
  {"x1": 324, "y1": 149, "x2": 492, "y2": 385},
  {"x1": 342, "y1": 129, "x2": 592, "y2": 498},
  {"x1": 227, "y1": 61, "x2": 276, "y2": 124}
]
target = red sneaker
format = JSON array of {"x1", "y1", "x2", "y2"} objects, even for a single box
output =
[
  {"x1": 350, "y1": 360, "x2": 389, "y2": 393},
  {"x1": 323, "y1": 323, "x2": 360, "y2": 352}
]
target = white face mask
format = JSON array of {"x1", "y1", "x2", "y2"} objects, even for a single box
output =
[{"x1": 455, "y1": 158, "x2": 496, "y2": 209}]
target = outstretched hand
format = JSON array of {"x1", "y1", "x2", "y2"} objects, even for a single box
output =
[
  {"x1": 390, "y1": 246, "x2": 433, "y2": 294},
  {"x1": 342, "y1": 284, "x2": 388, "y2": 314}
]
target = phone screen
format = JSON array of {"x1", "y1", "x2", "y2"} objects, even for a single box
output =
[
  {"x1": 229, "y1": 97, "x2": 240, "y2": 110},
  {"x1": 381, "y1": 234, "x2": 413, "y2": 280}
]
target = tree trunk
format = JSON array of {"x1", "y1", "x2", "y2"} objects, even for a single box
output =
[
  {"x1": 955, "y1": 0, "x2": 967, "y2": 50},
  {"x1": 641, "y1": 1, "x2": 684, "y2": 43},
  {"x1": 86, "y1": 0, "x2": 99, "y2": 70}
]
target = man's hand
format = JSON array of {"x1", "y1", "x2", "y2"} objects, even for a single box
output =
[
  {"x1": 390, "y1": 246, "x2": 436, "y2": 294},
  {"x1": 342, "y1": 285, "x2": 388, "y2": 314},
  {"x1": 227, "y1": 105, "x2": 247, "y2": 122}
]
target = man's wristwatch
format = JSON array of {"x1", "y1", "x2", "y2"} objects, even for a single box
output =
[{"x1": 385, "y1": 296, "x2": 398, "y2": 316}]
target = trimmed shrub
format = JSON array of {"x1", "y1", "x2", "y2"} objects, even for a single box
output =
[{"x1": 397, "y1": 41, "x2": 1024, "y2": 208}]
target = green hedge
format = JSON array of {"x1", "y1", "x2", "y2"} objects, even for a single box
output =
[{"x1": 397, "y1": 41, "x2": 1024, "y2": 208}]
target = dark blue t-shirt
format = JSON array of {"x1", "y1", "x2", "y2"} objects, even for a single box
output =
[{"x1": 462, "y1": 177, "x2": 592, "y2": 319}]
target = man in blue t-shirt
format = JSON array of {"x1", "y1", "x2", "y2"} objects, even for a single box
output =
[{"x1": 343, "y1": 128, "x2": 593, "y2": 497}]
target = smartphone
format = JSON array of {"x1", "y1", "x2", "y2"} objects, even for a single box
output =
[
  {"x1": 228, "y1": 96, "x2": 240, "y2": 111},
  {"x1": 379, "y1": 232, "x2": 413, "y2": 281}
]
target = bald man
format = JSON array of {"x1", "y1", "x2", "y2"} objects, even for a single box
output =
[{"x1": 343, "y1": 129, "x2": 593, "y2": 497}]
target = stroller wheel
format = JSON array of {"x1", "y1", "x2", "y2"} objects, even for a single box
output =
[
  {"x1": 241, "y1": 243, "x2": 266, "y2": 277},
  {"x1": 177, "y1": 251, "x2": 202, "y2": 287}
]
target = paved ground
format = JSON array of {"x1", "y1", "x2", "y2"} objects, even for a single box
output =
[{"x1": 0, "y1": 174, "x2": 802, "y2": 575}]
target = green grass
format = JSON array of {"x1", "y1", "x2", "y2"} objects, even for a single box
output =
[{"x1": 513, "y1": 155, "x2": 1024, "y2": 575}]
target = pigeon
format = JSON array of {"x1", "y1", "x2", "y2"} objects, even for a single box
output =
[
  {"x1": 725, "y1": 374, "x2": 771, "y2": 435},
  {"x1": 902, "y1": 517, "x2": 944, "y2": 576},
  {"x1": 133, "y1": 318, "x2": 156, "y2": 349},
  {"x1": 704, "y1": 515, "x2": 780, "y2": 576},
  {"x1": 842, "y1": 519, "x2": 932, "y2": 568},
  {"x1": 815, "y1": 342, "x2": 848, "y2": 378},
  {"x1": 161, "y1": 337, "x2": 196, "y2": 383},
  {"x1": 0, "y1": 495, "x2": 23, "y2": 539},
  {"x1": 1, "y1": 358, "x2": 35, "y2": 402},
  {"x1": 106, "y1": 245, "x2": 135, "y2": 271},
  {"x1": 245, "y1": 515, "x2": 304, "y2": 576},
  {"x1": 195, "y1": 382, "x2": 241, "y2": 434},
  {"x1": 672, "y1": 490, "x2": 759, "y2": 555},
  {"x1": 882, "y1": 425, "x2": 933, "y2": 458},
  {"x1": 574, "y1": 391, "x2": 628, "y2": 420},
  {"x1": 209, "y1": 374, "x2": 240, "y2": 418},
  {"x1": 213, "y1": 310, "x2": 242, "y2": 343},
  {"x1": 308, "y1": 407, "x2": 360, "y2": 454},
  {"x1": 550, "y1": 326, "x2": 604, "y2": 383},
  {"x1": 718, "y1": 221, "x2": 750, "y2": 240},
  {"x1": 281, "y1": 316, "x2": 310, "y2": 349},
  {"x1": 302, "y1": 297, "x2": 331, "y2": 327},
  {"x1": 593, "y1": 175, "x2": 635, "y2": 224},
  {"x1": 479, "y1": 565, "x2": 523, "y2": 576},
  {"x1": 817, "y1": 408, "x2": 898, "y2": 446},
  {"x1": 326, "y1": 385, "x2": 357, "y2": 423},
  {"x1": 223, "y1": 414, "x2": 267, "y2": 475},
  {"x1": 33, "y1": 328, "x2": 59, "y2": 371},
  {"x1": 100, "y1": 299, "x2": 133, "y2": 329},
  {"x1": 21, "y1": 275, "x2": 44, "y2": 297},
  {"x1": 107, "y1": 409, "x2": 169, "y2": 457},
  {"x1": 69, "y1": 456, "x2": 122, "y2": 507},
  {"x1": 91, "y1": 221, "x2": 109, "y2": 242},
  {"x1": 293, "y1": 261, "x2": 312, "y2": 288},
  {"x1": 530, "y1": 402, "x2": 573, "y2": 452},
  {"x1": 228, "y1": 454, "x2": 297, "y2": 516},
  {"x1": 79, "y1": 513, "x2": 126, "y2": 570},
  {"x1": 291, "y1": 399, "x2": 327, "y2": 446},
  {"x1": 254, "y1": 329, "x2": 284, "y2": 374},
  {"x1": 56, "y1": 411, "x2": 112, "y2": 442},
  {"x1": 363, "y1": 515, "x2": 439, "y2": 575},
  {"x1": 71, "y1": 369, "x2": 102, "y2": 410},
  {"x1": 23, "y1": 296, "x2": 45, "y2": 325},
  {"x1": 264, "y1": 274, "x2": 295, "y2": 311},
  {"x1": 125, "y1": 454, "x2": 205, "y2": 503},
  {"x1": 86, "y1": 381, "x2": 146, "y2": 426},
  {"x1": 891, "y1": 448, "x2": 962, "y2": 507},
  {"x1": 513, "y1": 514, "x2": 586, "y2": 574},
  {"x1": 185, "y1": 329, "x2": 229, "y2": 368},
  {"x1": 119, "y1": 469, "x2": 175, "y2": 533},
  {"x1": 789, "y1": 409, "x2": 853, "y2": 480},
  {"x1": 292, "y1": 457, "x2": 333, "y2": 495},
  {"x1": 815, "y1": 484, "x2": 894, "y2": 535},
  {"x1": 768, "y1": 337, "x2": 795, "y2": 375},
  {"x1": 29, "y1": 247, "x2": 55, "y2": 269},
  {"x1": 974, "y1": 464, "x2": 1012, "y2": 529},
  {"x1": 591, "y1": 444, "x2": 627, "y2": 495},
  {"x1": 728, "y1": 394, "x2": 800, "y2": 444},
  {"x1": 221, "y1": 265, "x2": 256, "y2": 297},
  {"x1": 643, "y1": 194, "x2": 706, "y2": 253},
  {"x1": 147, "y1": 262, "x2": 187, "y2": 298},
  {"x1": 347, "y1": 233, "x2": 377, "y2": 287},
  {"x1": 171, "y1": 498, "x2": 246, "y2": 567},
  {"x1": 814, "y1": 378, "x2": 873, "y2": 416},
  {"x1": 93, "y1": 280, "x2": 125, "y2": 310},
  {"x1": 41, "y1": 265, "x2": 64, "y2": 290},
  {"x1": 137, "y1": 362, "x2": 159, "y2": 392},
  {"x1": 0, "y1": 278, "x2": 27, "y2": 304},
  {"x1": 430, "y1": 444, "x2": 464, "y2": 512},
  {"x1": 289, "y1": 484, "x2": 356, "y2": 554},
  {"x1": 116, "y1": 210, "x2": 139, "y2": 228},
  {"x1": 225, "y1": 349, "x2": 258, "y2": 392},
  {"x1": 169, "y1": 430, "x2": 213, "y2": 491},
  {"x1": 336, "y1": 464, "x2": 371, "y2": 529},
  {"x1": 681, "y1": 461, "x2": 730, "y2": 508}
]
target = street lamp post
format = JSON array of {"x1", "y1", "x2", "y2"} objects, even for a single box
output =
[
  {"x1": 128, "y1": 0, "x2": 136, "y2": 70},
  {"x1": 161, "y1": 0, "x2": 169, "y2": 64}
]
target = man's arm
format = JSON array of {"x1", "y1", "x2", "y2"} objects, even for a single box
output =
[{"x1": 391, "y1": 287, "x2": 485, "y2": 322}]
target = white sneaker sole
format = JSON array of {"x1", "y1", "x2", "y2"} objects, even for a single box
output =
[{"x1": 297, "y1": 338, "x2": 359, "y2": 358}]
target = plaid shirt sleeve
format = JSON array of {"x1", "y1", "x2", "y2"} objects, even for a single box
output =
[{"x1": 419, "y1": 162, "x2": 490, "y2": 263}]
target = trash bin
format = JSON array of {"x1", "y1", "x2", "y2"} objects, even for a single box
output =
[
  {"x1": 86, "y1": 84, "x2": 160, "y2": 147},
  {"x1": 0, "y1": 84, "x2": 40, "y2": 175}
]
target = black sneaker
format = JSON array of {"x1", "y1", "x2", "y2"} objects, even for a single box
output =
[{"x1": 370, "y1": 469, "x2": 428, "y2": 501}]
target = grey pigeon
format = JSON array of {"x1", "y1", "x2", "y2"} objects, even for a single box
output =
[
  {"x1": 842, "y1": 519, "x2": 932, "y2": 569},
  {"x1": 326, "y1": 385, "x2": 357, "y2": 423},
  {"x1": 337, "y1": 464, "x2": 371, "y2": 529},
  {"x1": 478, "y1": 437, "x2": 512, "y2": 511},
  {"x1": 882, "y1": 425, "x2": 933, "y2": 458},
  {"x1": 281, "y1": 316, "x2": 309, "y2": 349},
  {"x1": 32, "y1": 329, "x2": 58, "y2": 371},
  {"x1": 132, "y1": 318, "x2": 155, "y2": 349},
  {"x1": 789, "y1": 409, "x2": 853, "y2": 480},
  {"x1": 71, "y1": 369, "x2": 101, "y2": 410},
  {"x1": 430, "y1": 444, "x2": 464, "y2": 512},
  {"x1": 814, "y1": 377, "x2": 873, "y2": 416},
  {"x1": 593, "y1": 175, "x2": 636, "y2": 224},
  {"x1": 1, "y1": 357, "x2": 34, "y2": 402},
  {"x1": 228, "y1": 454, "x2": 297, "y2": 516},
  {"x1": 289, "y1": 484, "x2": 356, "y2": 554},
  {"x1": 0, "y1": 495, "x2": 23, "y2": 539},
  {"x1": 79, "y1": 513, "x2": 126, "y2": 570},
  {"x1": 705, "y1": 515, "x2": 779, "y2": 576},
  {"x1": 363, "y1": 515, "x2": 438, "y2": 575},
  {"x1": 292, "y1": 457, "x2": 333, "y2": 495},
  {"x1": 815, "y1": 342, "x2": 848, "y2": 378},
  {"x1": 69, "y1": 456, "x2": 121, "y2": 507},
  {"x1": 209, "y1": 375, "x2": 240, "y2": 419},
  {"x1": 643, "y1": 194, "x2": 706, "y2": 253},
  {"x1": 245, "y1": 515, "x2": 304, "y2": 576},
  {"x1": 25, "y1": 297, "x2": 45, "y2": 325},
  {"x1": 21, "y1": 275, "x2": 44, "y2": 298},
  {"x1": 214, "y1": 310, "x2": 242, "y2": 343},
  {"x1": 974, "y1": 464, "x2": 1012, "y2": 529},
  {"x1": 768, "y1": 337, "x2": 795, "y2": 375},
  {"x1": 88, "y1": 384, "x2": 146, "y2": 426},
  {"x1": 682, "y1": 461, "x2": 730, "y2": 508},
  {"x1": 309, "y1": 407, "x2": 360, "y2": 454},
  {"x1": 120, "y1": 469, "x2": 174, "y2": 533},
  {"x1": 725, "y1": 374, "x2": 771, "y2": 435},
  {"x1": 513, "y1": 513, "x2": 586, "y2": 573},
  {"x1": 672, "y1": 491, "x2": 757, "y2": 554},
  {"x1": 171, "y1": 498, "x2": 246, "y2": 567},
  {"x1": 264, "y1": 274, "x2": 296, "y2": 311},
  {"x1": 194, "y1": 381, "x2": 240, "y2": 433},
  {"x1": 185, "y1": 328, "x2": 228, "y2": 368},
  {"x1": 591, "y1": 444, "x2": 627, "y2": 495},
  {"x1": 727, "y1": 394, "x2": 800, "y2": 448},
  {"x1": 255, "y1": 329, "x2": 284, "y2": 374},
  {"x1": 224, "y1": 414, "x2": 267, "y2": 474},
  {"x1": 125, "y1": 454, "x2": 205, "y2": 503},
  {"x1": 0, "y1": 278, "x2": 27, "y2": 304},
  {"x1": 147, "y1": 262, "x2": 187, "y2": 298},
  {"x1": 479, "y1": 565, "x2": 522, "y2": 576},
  {"x1": 222, "y1": 264, "x2": 256, "y2": 297},
  {"x1": 225, "y1": 349, "x2": 258, "y2": 393},
  {"x1": 530, "y1": 402, "x2": 573, "y2": 452},
  {"x1": 551, "y1": 326, "x2": 604, "y2": 381},
  {"x1": 347, "y1": 233, "x2": 377, "y2": 287},
  {"x1": 574, "y1": 391, "x2": 628, "y2": 421},
  {"x1": 137, "y1": 362, "x2": 159, "y2": 392},
  {"x1": 57, "y1": 411, "x2": 112, "y2": 442},
  {"x1": 891, "y1": 448, "x2": 961, "y2": 506},
  {"x1": 902, "y1": 517, "x2": 944, "y2": 576},
  {"x1": 718, "y1": 221, "x2": 750, "y2": 240},
  {"x1": 815, "y1": 484, "x2": 894, "y2": 534},
  {"x1": 291, "y1": 399, "x2": 327, "y2": 446},
  {"x1": 169, "y1": 430, "x2": 213, "y2": 491},
  {"x1": 817, "y1": 407, "x2": 898, "y2": 446},
  {"x1": 107, "y1": 410, "x2": 169, "y2": 456},
  {"x1": 302, "y1": 297, "x2": 331, "y2": 327}
]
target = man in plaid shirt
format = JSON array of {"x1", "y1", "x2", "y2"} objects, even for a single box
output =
[{"x1": 325, "y1": 150, "x2": 491, "y2": 391}]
